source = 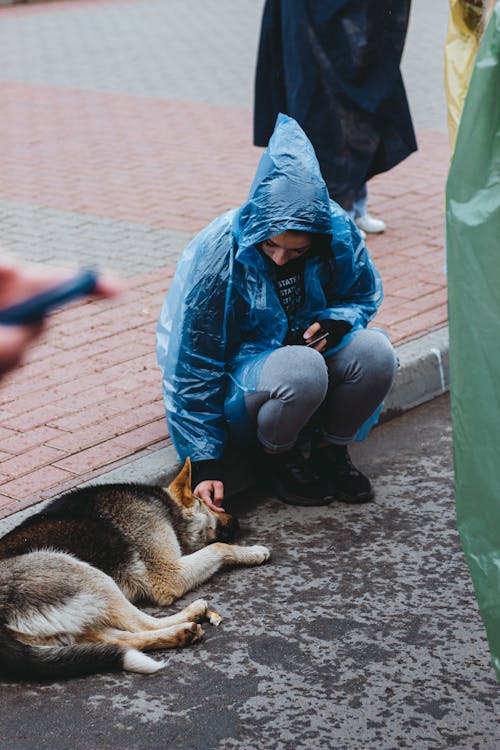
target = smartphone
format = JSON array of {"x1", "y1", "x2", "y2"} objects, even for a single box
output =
[
  {"x1": 0, "y1": 269, "x2": 99, "y2": 326},
  {"x1": 305, "y1": 331, "x2": 330, "y2": 347}
]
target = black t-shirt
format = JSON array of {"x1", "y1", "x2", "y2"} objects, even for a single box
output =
[{"x1": 271, "y1": 256, "x2": 306, "y2": 324}]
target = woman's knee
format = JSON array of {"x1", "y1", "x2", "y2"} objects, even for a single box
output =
[
  {"x1": 328, "y1": 329, "x2": 397, "y2": 389},
  {"x1": 350, "y1": 329, "x2": 397, "y2": 388},
  {"x1": 259, "y1": 344, "x2": 329, "y2": 409}
]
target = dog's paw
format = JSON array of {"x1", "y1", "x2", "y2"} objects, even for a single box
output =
[
  {"x1": 184, "y1": 598, "x2": 209, "y2": 622},
  {"x1": 185, "y1": 622, "x2": 204, "y2": 644},
  {"x1": 177, "y1": 621, "x2": 204, "y2": 647},
  {"x1": 246, "y1": 544, "x2": 271, "y2": 565}
]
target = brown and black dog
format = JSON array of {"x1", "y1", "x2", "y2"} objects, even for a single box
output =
[{"x1": 0, "y1": 459, "x2": 269, "y2": 680}]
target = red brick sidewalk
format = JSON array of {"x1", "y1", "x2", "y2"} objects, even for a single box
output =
[{"x1": 0, "y1": 76, "x2": 450, "y2": 519}]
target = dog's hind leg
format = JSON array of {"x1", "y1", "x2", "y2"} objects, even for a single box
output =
[
  {"x1": 91, "y1": 621, "x2": 203, "y2": 651},
  {"x1": 100, "y1": 584, "x2": 209, "y2": 633},
  {"x1": 146, "y1": 542, "x2": 270, "y2": 605},
  {"x1": 147, "y1": 598, "x2": 209, "y2": 627}
]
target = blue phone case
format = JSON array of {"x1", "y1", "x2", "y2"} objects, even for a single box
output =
[{"x1": 0, "y1": 269, "x2": 99, "y2": 325}]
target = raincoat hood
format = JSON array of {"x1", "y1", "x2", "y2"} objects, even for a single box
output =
[{"x1": 234, "y1": 114, "x2": 333, "y2": 263}]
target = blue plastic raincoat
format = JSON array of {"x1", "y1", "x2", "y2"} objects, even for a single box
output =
[{"x1": 157, "y1": 114, "x2": 383, "y2": 462}]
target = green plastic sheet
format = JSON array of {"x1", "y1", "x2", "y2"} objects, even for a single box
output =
[{"x1": 446, "y1": 2, "x2": 500, "y2": 679}]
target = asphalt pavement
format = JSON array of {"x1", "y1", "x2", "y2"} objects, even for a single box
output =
[{"x1": 0, "y1": 394, "x2": 498, "y2": 750}]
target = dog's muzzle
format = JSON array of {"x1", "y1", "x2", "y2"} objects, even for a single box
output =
[{"x1": 216, "y1": 515, "x2": 240, "y2": 542}]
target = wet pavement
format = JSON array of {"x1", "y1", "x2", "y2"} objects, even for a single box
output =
[{"x1": 1, "y1": 395, "x2": 498, "y2": 750}]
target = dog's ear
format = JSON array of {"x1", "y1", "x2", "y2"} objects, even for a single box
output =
[{"x1": 168, "y1": 457, "x2": 195, "y2": 508}]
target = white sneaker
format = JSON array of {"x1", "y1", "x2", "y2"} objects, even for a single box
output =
[{"x1": 355, "y1": 213, "x2": 386, "y2": 234}]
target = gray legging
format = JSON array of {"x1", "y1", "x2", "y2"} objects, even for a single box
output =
[{"x1": 243, "y1": 329, "x2": 397, "y2": 450}]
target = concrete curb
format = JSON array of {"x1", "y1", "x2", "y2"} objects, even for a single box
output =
[
  {"x1": 0, "y1": 326, "x2": 449, "y2": 533},
  {"x1": 382, "y1": 325, "x2": 449, "y2": 417}
]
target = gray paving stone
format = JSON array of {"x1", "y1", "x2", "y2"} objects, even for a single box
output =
[
  {"x1": 402, "y1": 0, "x2": 449, "y2": 133},
  {"x1": 0, "y1": 0, "x2": 448, "y2": 133},
  {"x1": 0, "y1": 199, "x2": 192, "y2": 274},
  {"x1": 0, "y1": 0, "x2": 265, "y2": 108}
]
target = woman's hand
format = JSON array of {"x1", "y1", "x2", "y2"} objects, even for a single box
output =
[
  {"x1": 303, "y1": 319, "x2": 353, "y2": 351},
  {"x1": 0, "y1": 257, "x2": 122, "y2": 310},
  {"x1": 0, "y1": 254, "x2": 123, "y2": 378},
  {"x1": 0, "y1": 321, "x2": 44, "y2": 377},
  {"x1": 193, "y1": 480, "x2": 225, "y2": 513},
  {"x1": 302, "y1": 321, "x2": 329, "y2": 352}
]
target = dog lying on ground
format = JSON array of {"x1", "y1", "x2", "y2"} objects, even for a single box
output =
[{"x1": 0, "y1": 458, "x2": 270, "y2": 680}]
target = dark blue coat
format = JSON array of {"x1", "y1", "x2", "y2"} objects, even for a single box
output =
[{"x1": 254, "y1": 0, "x2": 418, "y2": 203}]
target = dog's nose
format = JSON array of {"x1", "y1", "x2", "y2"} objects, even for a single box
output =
[{"x1": 217, "y1": 515, "x2": 240, "y2": 541}]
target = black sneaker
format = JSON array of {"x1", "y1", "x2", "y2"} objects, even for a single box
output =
[
  {"x1": 259, "y1": 444, "x2": 333, "y2": 507},
  {"x1": 314, "y1": 444, "x2": 374, "y2": 503}
]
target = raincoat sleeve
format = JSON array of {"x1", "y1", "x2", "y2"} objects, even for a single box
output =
[
  {"x1": 315, "y1": 214, "x2": 383, "y2": 329},
  {"x1": 156, "y1": 222, "x2": 234, "y2": 463}
]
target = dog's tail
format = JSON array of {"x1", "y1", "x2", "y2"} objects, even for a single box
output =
[{"x1": 0, "y1": 627, "x2": 163, "y2": 680}]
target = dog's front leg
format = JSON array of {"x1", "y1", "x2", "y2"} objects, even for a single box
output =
[{"x1": 150, "y1": 542, "x2": 270, "y2": 605}]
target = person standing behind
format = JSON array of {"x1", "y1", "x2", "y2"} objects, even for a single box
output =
[{"x1": 254, "y1": 0, "x2": 417, "y2": 236}]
